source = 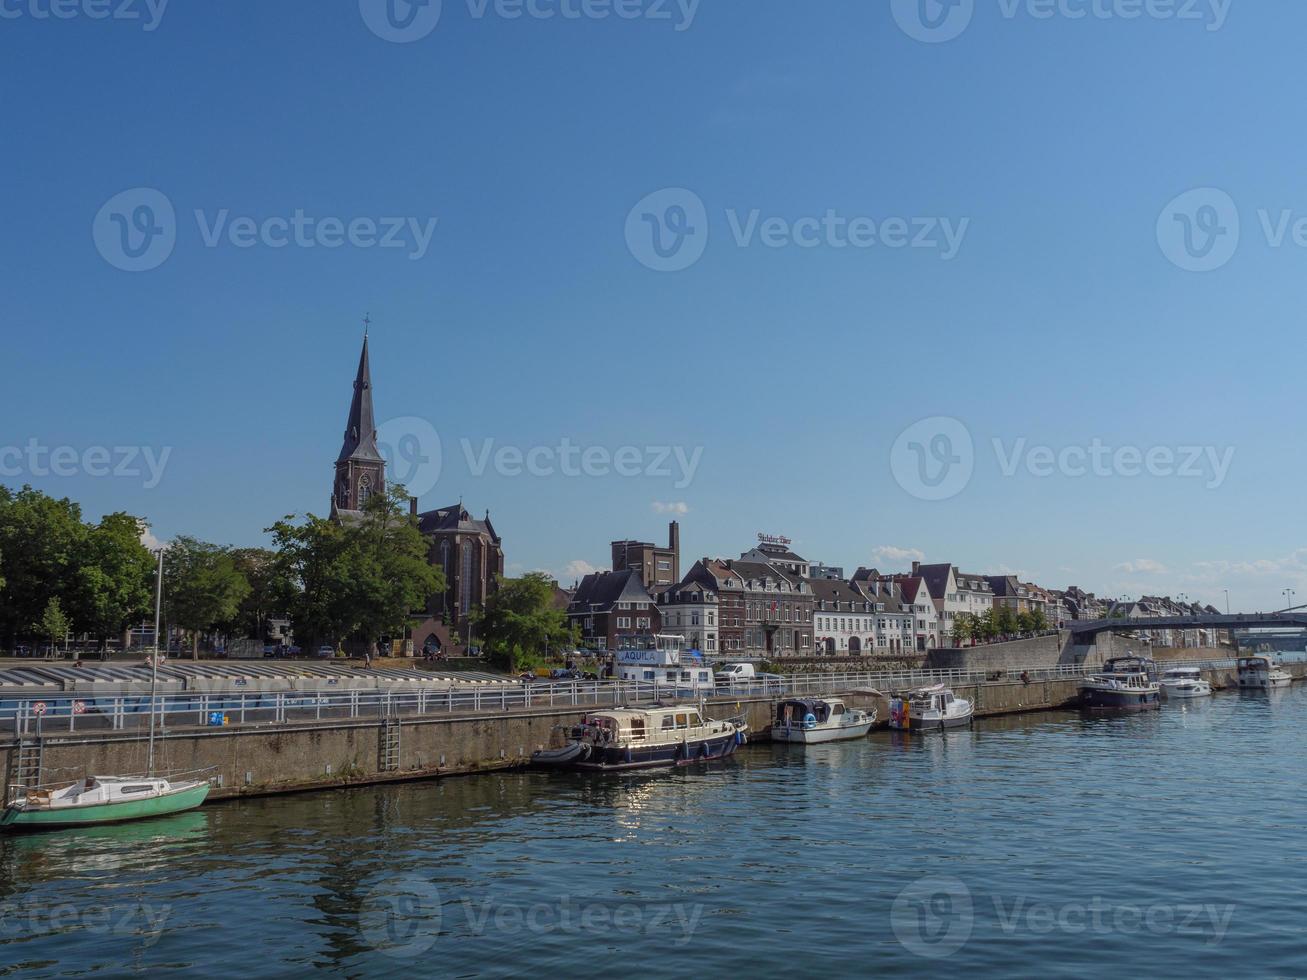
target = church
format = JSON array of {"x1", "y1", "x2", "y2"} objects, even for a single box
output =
[{"x1": 331, "y1": 332, "x2": 504, "y2": 656}]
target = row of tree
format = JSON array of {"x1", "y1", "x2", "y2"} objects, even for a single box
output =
[
  {"x1": 0, "y1": 484, "x2": 445, "y2": 657},
  {"x1": 951, "y1": 606, "x2": 1049, "y2": 645}
]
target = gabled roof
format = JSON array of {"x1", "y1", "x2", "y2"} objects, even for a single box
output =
[
  {"x1": 567, "y1": 569, "x2": 655, "y2": 614},
  {"x1": 914, "y1": 563, "x2": 956, "y2": 601},
  {"x1": 337, "y1": 335, "x2": 383, "y2": 465},
  {"x1": 417, "y1": 504, "x2": 500, "y2": 542}
]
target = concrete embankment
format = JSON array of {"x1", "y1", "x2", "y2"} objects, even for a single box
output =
[{"x1": 3, "y1": 664, "x2": 1300, "y2": 801}]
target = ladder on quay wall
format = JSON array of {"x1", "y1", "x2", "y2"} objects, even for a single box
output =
[
  {"x1": 380, "y1": 718, "x2": 401, "y2": 773},
  {"x1": 9, "y1": 737, "x2": 44, "y2": 801}
]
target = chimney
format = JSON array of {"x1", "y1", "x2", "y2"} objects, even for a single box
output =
[
  {"x1": 911, "y1": 560, "x2": 921, "y2": 575},
  {"x1": 409, "y1": 497, "x2": 418, "y2": 517},
  {"x1": 669, "y1": 520, "x2": 680, "y2": 552}
]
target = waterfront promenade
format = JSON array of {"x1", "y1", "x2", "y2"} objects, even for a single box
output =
[{"x1": 3, "y1": 656, "x2": 1296, "y2": 802}]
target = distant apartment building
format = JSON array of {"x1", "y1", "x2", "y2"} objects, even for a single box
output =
[
  {"x1": 655, "y1": 580, "x2": 719, "y2": 655},
  {"x1": 566, "y1": 569, "x2": 661, "y2": 651},
  {"x1": 809, "y1": 578, "x2": 878, "y2": 655},
  {"x1": 611, "y1": 521, "x2": 680, "y2": 591}
]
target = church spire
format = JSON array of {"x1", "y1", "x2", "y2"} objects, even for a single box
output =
[{"x1": 337, "y1": 332, "x2": 383, "y2": 464}]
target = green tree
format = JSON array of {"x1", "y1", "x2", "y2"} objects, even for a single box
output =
[
  {"x1": 977, "y1": 607, "x2": 999, "y2": 642},
  {"x1": 227, "y1": 547, "x2": 279, "y2": 639},
  {"x1": 994, "y1": 604, "x2": 1019, "y2": 637},
  {"x1": 268, "y1": 487, "x2": 442, "y2": 655},
  {"x1": 951, "y1": 613, "x2": 974, "y2": 646},
  {"x1": 72, "y1": 512, "x2": 155, "y2": 652},
  {"x1": 165, "y1": 537, "x2": 252, "y2": 659},
  {"x1": 1029, "y1": 608, "x2": 1049, "y2": 632},
  {"x1": 37, "y1": 597, "x2": 70, "y2": 656},
  {"x1": 0, "y1": 486, "x2": 87, "y2": 648},
  {"x1": 471, "y1": 572, "x2": 576, "y2": 672},
  {"x1": 1016, "y1": 609, "x2": 1035, "y2": 634}
]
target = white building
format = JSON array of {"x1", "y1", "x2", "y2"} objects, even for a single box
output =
[{"x1": 655, "y1": 580, "x2": 719, "y2": 656}]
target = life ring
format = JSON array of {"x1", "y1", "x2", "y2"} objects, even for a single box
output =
[{"x1": 803, "y1": 713, "x2": 817, "y2": 728}]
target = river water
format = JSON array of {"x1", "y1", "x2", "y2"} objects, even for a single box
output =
[{"x1": 2, "y1": 687, "x2": 1305, "y2": 977}]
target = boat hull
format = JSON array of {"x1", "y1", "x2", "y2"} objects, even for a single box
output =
[
  {"x1": 1079, "y1": 688, "x2": 1161, "y2": 711},
  {"x1": 771, "y1": 720, "x2": 874, "y2": 744},
  {"x1": 0, "y1": 782, "x2": 210, "y2": 831},
  {"x1": 889, "y1": 712, "x2": 973, "y2": 732},
  {"x1": 542, "y1": 731, "x2": 743, "y2": 772},
  {"x1": 1238, "y1": 676, "x2": 1292, "y2": 690},
  {"x1": 1162, "y1": 685, "x2": 1212, "y2": 699}
]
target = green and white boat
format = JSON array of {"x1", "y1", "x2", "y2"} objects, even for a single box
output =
[
  {"x1": 0, "y1": 775, "x2": 210, "y2": 830},
  {"x1": 2, "y1": 549, "x2": 211, "y2": 831}
]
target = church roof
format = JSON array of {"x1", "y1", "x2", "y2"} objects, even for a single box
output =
[
  {"x1": 417, "y1": 504, "x2": 501, "y2": 542},
  {"x1": 337, "y1": 335, "x2": 384, "y2": 465}
]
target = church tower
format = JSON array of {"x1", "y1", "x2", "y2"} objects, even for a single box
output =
[{"x1": 331, "y1": 331, "x2": 386, "y2": 517}]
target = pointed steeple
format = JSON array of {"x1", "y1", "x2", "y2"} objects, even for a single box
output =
[{"x1": 337, "y1": 334, "x2": 383, "y2": 464}]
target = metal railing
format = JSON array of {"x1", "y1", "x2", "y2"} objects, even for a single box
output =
[{"x1": 0, "y1": 656, "x2": 1263, "y2": 737}]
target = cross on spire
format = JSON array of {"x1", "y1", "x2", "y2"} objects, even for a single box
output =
[{"x1": 362, "y1": 312, "x2": 371, "y2": 338}]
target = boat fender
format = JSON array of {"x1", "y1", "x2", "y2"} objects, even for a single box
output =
[{"x1": 803, "y1": 713, "x2": 817, "y2": 728}]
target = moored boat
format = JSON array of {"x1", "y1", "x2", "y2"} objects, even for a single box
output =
[
  {"x1": 1078, "y1": 656, "x2": 1161, "y2": 710},
  {"x1": 531, "y1": 704, "x2": 746, "y2": 771},
  {"x1": 1, "y1": 776, "x2": 210, "y2": 831},
  {"x1": 888, "y1": 685, "x2": 974, "y2": 731},
  {"x1": 1237, "y1": 655, "x2": 1292, "y2": 690},
  {"x1": 770, "y1": 697, "x2": 875, "y2": 744},
  {"x1": 1159, "y1": 665, "x2": 1213, "y2": 699}
]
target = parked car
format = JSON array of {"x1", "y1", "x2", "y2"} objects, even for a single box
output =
[{"x1": 316, "y1": 644, "x2": 335, "y2": 658}]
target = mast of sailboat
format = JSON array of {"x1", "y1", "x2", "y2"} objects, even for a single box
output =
[{"x1": 147, "y1": 546, "x2": 164, "y2": 776}]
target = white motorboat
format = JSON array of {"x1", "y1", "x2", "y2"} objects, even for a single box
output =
[
  {"x1": 1159, "y1": 665, "x2": 1213, "y2": 699},
  {"x1": 1237, "y1": 655, "x2": 1292, "y2": 690},
  {"x1": 888, "y1": 685, "x2": 974, "y2": 731},
  {"x1": 770, "y1": 697, "x2": 875, "y2": 744}
]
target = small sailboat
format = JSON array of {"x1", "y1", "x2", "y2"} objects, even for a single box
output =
[
  {"x1": 2, "y1": 550, "x2": 210, "y2": 831},
  {"x1": 770, "y1": 697, "x2": 875, "y2": 744}
]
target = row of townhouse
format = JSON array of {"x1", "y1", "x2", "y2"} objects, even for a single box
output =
[
  {"x1": 564, "y1": 530, "x2": 1220, "y2": 659},
  {"x1": 1106, "y1": 596, "x2": 1223, "y2": 648}
]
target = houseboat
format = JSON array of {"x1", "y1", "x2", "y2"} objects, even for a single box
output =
[
  {"x1": 1159, "y1": 665, "x2": 1213, "y2": 699},
  {"x1": 531, "y1": 705, "x2": 747, "y2": 771},
  {"x1": 888, "y1": 685, "x2": 974, "y2": 731},
  {"x1": 1236, "y1": 655, "x2": 1293, "y2": 690},
  {"x1": 770, "y1": 697, "x2": 876, "y2": 744},
  {"x1": 1078, "y1": 656, "x2": 1161, "y2": 710},
  {"x1": 612, "y1": 634, "x2": 715, "y2": 695}
]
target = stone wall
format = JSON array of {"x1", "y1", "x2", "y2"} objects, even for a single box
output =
[{"x1": 924, "y1": 632, "x2": 1083, "y2": 671}]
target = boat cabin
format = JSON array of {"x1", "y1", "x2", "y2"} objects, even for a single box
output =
[
  {"x1": 908, "y1": 688, "x2": 956, "y2": 713},
  {"x1": 774, "y1": 698, "x2": 846, "y2": 729},
  {"x1": 614, "y1": 634, "x2": 715, "y2": 692},
  {"x1": 1100, "y1": 656, "x2": 1159, "y2": 681},
  {"x1": 573, "y1": 706, "x2": 712, "y2": 747},
  {"x1": 1238, "y1": 655, "x2": 1280, "y2": 672}
]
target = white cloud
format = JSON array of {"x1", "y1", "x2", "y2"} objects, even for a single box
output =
[
  {"x1": 652, "y1": 501, "x2": 690, "y2": 515},
  {"x1": 1114, "y1": 559, "x2": 1168, "y2": 575},
  {"x1": 871, "y1": 545, "x2": 925, "y2": 567},
  {"x1": 140, "y1": 527, "x2": 166, "y2": 551},
  {"x1": 561, "y1": 559, "x2": 601, "y2": 580}
]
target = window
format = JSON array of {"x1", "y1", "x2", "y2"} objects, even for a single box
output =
[
  {"x1": 662, "y1": 715, "x2": 675, "y2": 730},
  {"x1": 636, "y1": 617, "x2": 649, "y2": 629},
  {"x1": 618, "y1": 601, "x2": 631, "y2": 610},
  {"x1": 617, "y1": 616, "x2": 631, "y2": 629}
]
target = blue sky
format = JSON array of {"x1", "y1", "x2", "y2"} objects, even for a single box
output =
[{"x1": 2, "y1": 0, "x2": 1304, "y2": 611}]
